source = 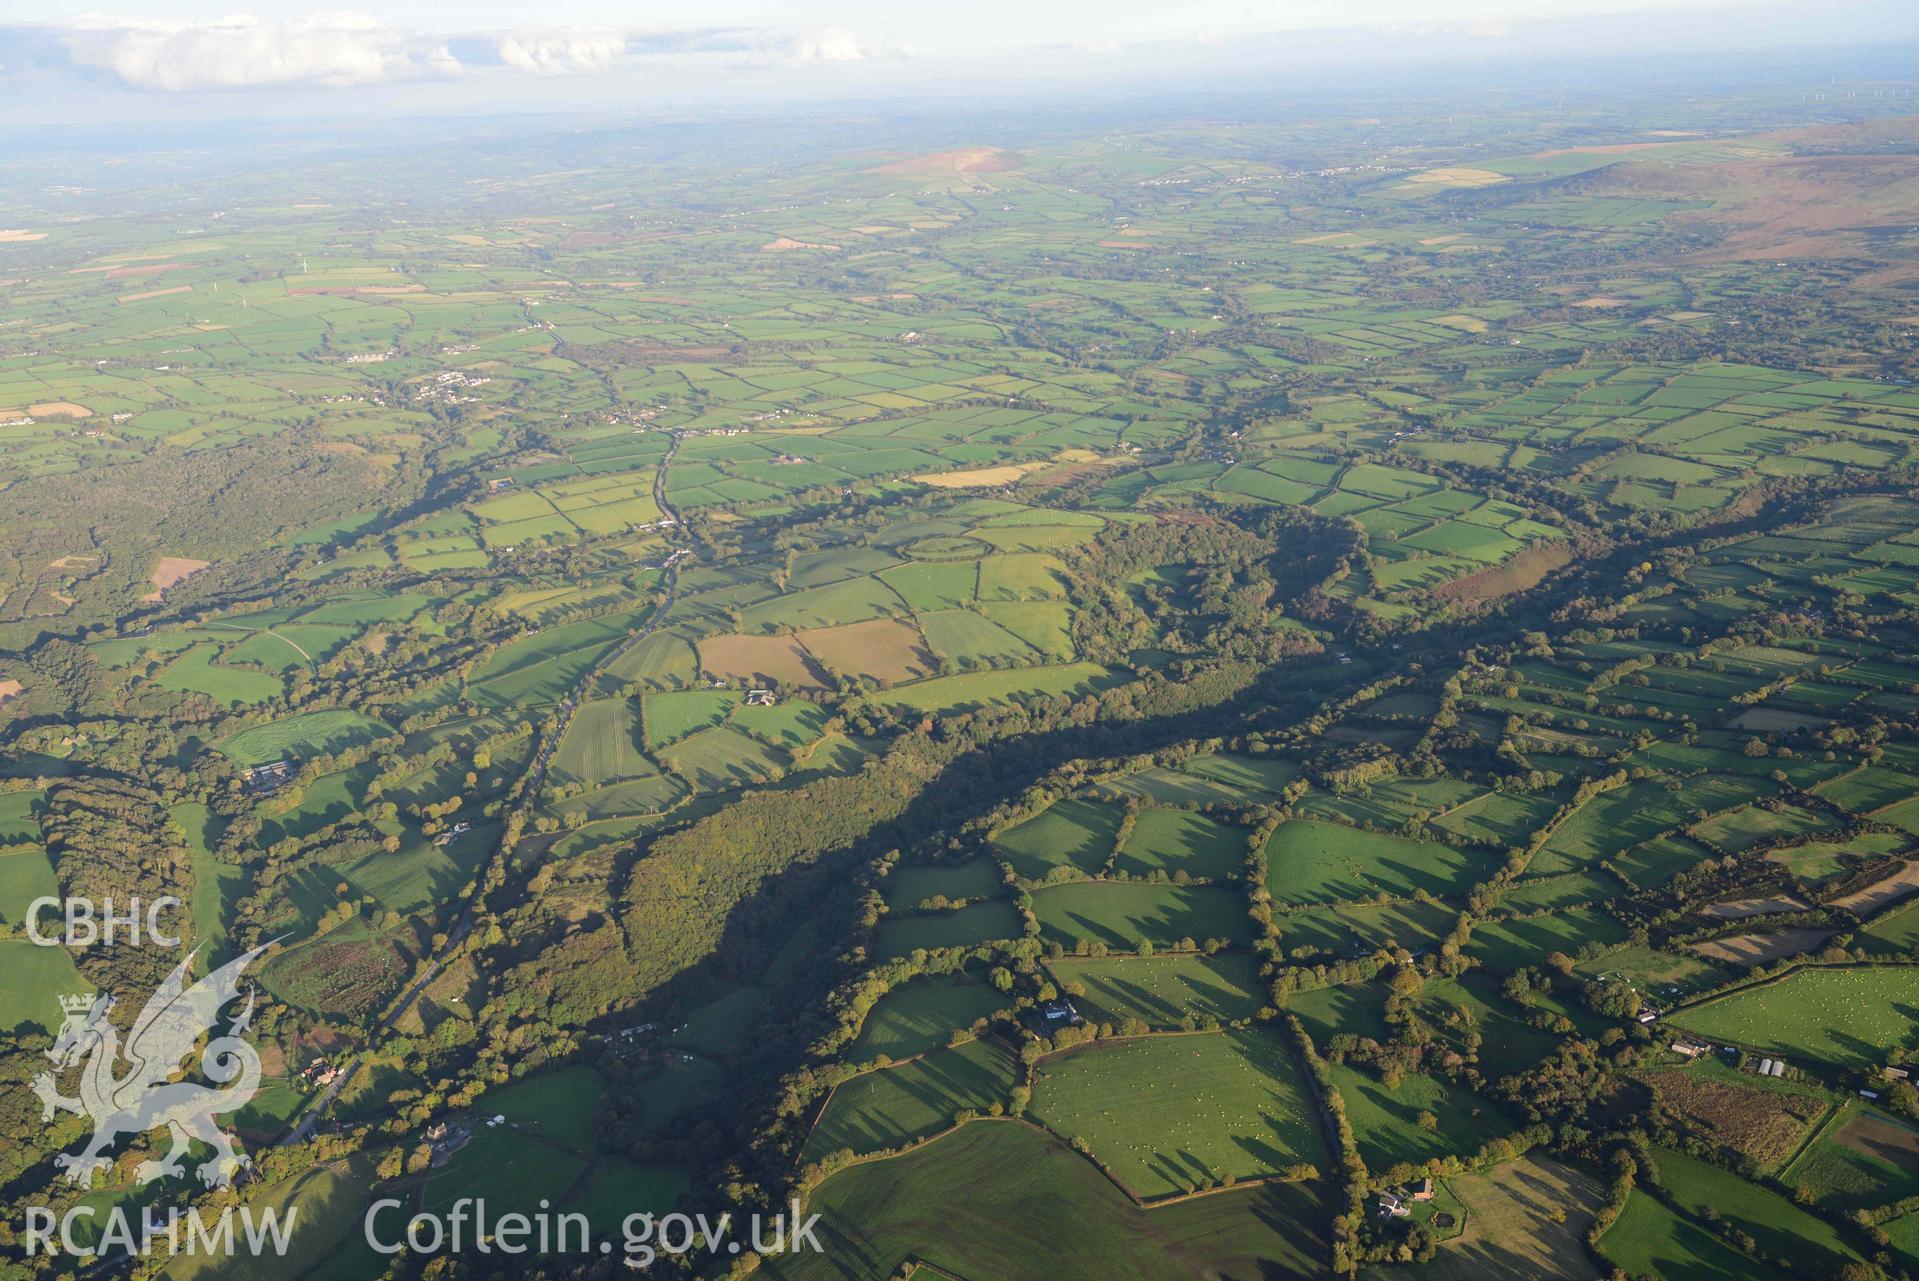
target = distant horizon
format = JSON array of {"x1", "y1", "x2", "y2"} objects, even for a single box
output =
[{"x1": 4, "y1": 0, "x2": 1917, "y2": 126}]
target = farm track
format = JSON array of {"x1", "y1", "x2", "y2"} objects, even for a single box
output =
[{"x1": 282, "y1": 434, "x2": 689, "y2": 1147}]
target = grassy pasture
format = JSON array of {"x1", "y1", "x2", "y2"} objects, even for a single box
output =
[
  {"x1": 919, "y1": 607, "x2": 1036, "y2": 664},
  {"x1": 642, "y1": 689, "x2": 738, "y2": 747},
  {"x1": 481, "y1": 1063, "x2": 603, "y2": 1150},
  {"x1": 602, "y1": 630, "x2": 698, "y2": 688},
  {"x1": 1327, "y1": 1063, "x2": 1510, "y2": 1169},
  {"x1": 730, "y1": 699, "x2": 829, "y2": 749},
  {"x1": 668, "y1": 986, "x2": 766, "y2": 1057},
  {"x1": 165, "y1": 1155, "x2": 378, "y2": 1281},
  {"x1": 976, "y1": 600, "x2": 1075, "y2": 659},
  {"x1": 0, "y1": 789, "x2": 44, "y2": 846},
  {"x1": 849, "y1": 978, "x2": 1005, "y2": 1061},
  {"x1": 0, "y1": 846, "x2": 56, "y2": 931},
  {"x1": 992, "y1": 797, "x2": 1122, "y2": 879},
  {"x1": 219, "y1": 709, "x2": 393, "y2": 767},
  {"x1": 1265, "y1": 819, "x2": 1494, "y2": 905},
  {"x1": 1029, "y1": 1028, "x2": 1323, "y2": 1198},
  {"x1": 1533, "y1": 774, "x2": 1773, "y2": 875},
  {"x1": 1114, "y1": 808, "x2": 1245, "y2": 879},
  {"x1": 467, "y1": 612, "x2": 641, "y2": 705},
  {"x1": 1276, "y1": 898, "x2": 1458, "y2": 955},
  {"x1": 550, "y1": 697, "x2": 654, "y2": 786},
  {"x1": 656, "y1": 725, "x2": 788, "y2": 789},
  {"x1": 1032, "y1": 882, "x2": 1253, "y2": 950},
  {"x1": 803, "y1": 1037, "x2": 1016, "y2": 1160},
  {"x1": 175, "y1": 801, "x2": 245, "y2": 965},
  {"x1": 1430, "y1": 789, "x2": 1561, "y2": 847},
  {"x1": 565, "y1": 1158, "x2": 691, "y2": 1236},
  {"x1": 1287, "y1": 981, "x2": 1391, "y2": 1045},
  {"x1": 0, "y1": 938, "x2": 87, "y2": 1034},
  {"x1": 1102, "y1": 752, "x2": 1300, "y2": 805},
  {"x1": 1671, "y1": 966, "x2": 1919, "y2": 1066},
  {"x1": 874, "y1": 900, "x2": 1024, "y2": 961},
  {"x1": 156, "y1": 644, "x2": 285, "y2": 705},
  {"x1": 766, "y1": 1120, "x2": 1327, "y2": 1281},
  {"x1": 1596, "y1": 1186, "x2": 1758, "y2": 1281},
  {"x1": 881, "y1": 857, "x2": 1002, "y2": 911},
  {"x1": 422, "y1": 1126, "x2": 587, "y2": 1222},
  {"x1": 1654, "y1": 1147, "x2": 1861, "y2": 1274},
  {"x1": 1466, "y1": 907, "x2": 1630, "y2": 971},
  {"x1": 1049, "y1": 952, "x2": 1267, "y2": 1028}
]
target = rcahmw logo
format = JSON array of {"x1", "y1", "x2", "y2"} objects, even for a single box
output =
[{"x1": 23, "y1": 942, "x2": 297, "y2": 1258}]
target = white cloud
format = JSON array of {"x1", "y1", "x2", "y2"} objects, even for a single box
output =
[
  {"x1": 41, "y1": 13, "x2": 910, "y2": 90},
  {"x1": 766, "y1": 28, "x2": 911, "y2": 64},
  {"x1": 57, "y1": 12, "x2": 459, "y2": 91},
  {"x1": 495, "y1": 29, "x2": 627, "y2": 76}
]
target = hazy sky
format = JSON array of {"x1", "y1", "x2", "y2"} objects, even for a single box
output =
[{"x1": 2, "y1": 0, "x2": 1913, "y2": 120}]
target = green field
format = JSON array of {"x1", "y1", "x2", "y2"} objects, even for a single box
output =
[
  {"x1": 1596, "y1": 1186, "x2": 1758, "y2": 1281},
  {"x1": 1114, "y1": 808, "x2": 1246, "y2": 879},
  {"x1": 849, "y1": 978, "x2": 1005, "y2": 1061},
  {"x1": 175, "y1": 801, "x2": 246, "y2": 964},
  {"x1": 1048, "y1": 952, "x2": 1267, "y2": 1028},
  {"x1": 1671, "y1": 966, "x2": 1919, "y2": 1066},
  {"x1": 1029, "y1": 1028, "x2": 1324, "y2": 1198},
  {"x1": 804, "y1": 1037, "x2": 1017, "y2": 1160},
  {"x1": 642, "y1": 689, "x2": 740, "y2": 747},
  {"x1": 164, "y1": 1156, "x2": 378, "y2": 1281},
  {"x1": 993, "y1": 797, "x2": 1123, "y2": 879},
  {"x1": 218, "y1": 709, "x2": 395, "y2": 765},
  {"x1": 1326, "y1": 1063, "x2": 1511, "y2": 1170},
  {"x1": 882, "y1": 857, "x2": 1003, "y2": 911},
  {"x1": 768, "y1": 1121, "x2": 1327, "y2": 1281},
  {"x1": 1032, "y1": 882, "x2": 1254, "y2": 950},
  {"x1": 564, "y1": 1158, "x2": 691, "y2": 1236},
  {"x1": 1653, "y1": 1147, "x2": 1861, "y2": 1273},
  {"x1": 550, "y1": 697, "x2": 656, "y2": 786},
  {"x1": 1266, "y1": 819, "x2": 1495, "y2": 905},
  {"x1": 0, "y1": 938, "x2": 87, "y2": 1033},
  {"x1": 480, "y1": 1064, "x2": 603, "y2": 1150},
  {"x1": 874, "y1": 900, "x2": 1025, "y2": 961}
]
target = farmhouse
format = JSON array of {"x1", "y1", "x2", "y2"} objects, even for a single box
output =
[
  {"x1": 1376, "y1": 1191, "x2": 1410, "y2": 1219},
  {"x1": 1670, "y1": 1039, "x2": 1710, "y2": 1059},
  {"x1": 1042, "y1": 998, "x2": 1082, "y2": 1026},
  {"x1": 1410, "y1": 1177, "x2": 1434, "y2": 1202},
  {"x1": 300, "y1": 1058, "x2": 342, "y2": 1087},
  {"x1": 242, "y1": 760, "x2": 293, "y2": 794},
  {"x1": 744, "y1": 688, "x2": 777, "y2": 707}
]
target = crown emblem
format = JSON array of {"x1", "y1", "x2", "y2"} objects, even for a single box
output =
[{"x1": 57, "y1": 992, "x2": 97, "y2": 1015}]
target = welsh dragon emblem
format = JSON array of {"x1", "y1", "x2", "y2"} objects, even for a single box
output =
[{"x1": 33, "y1": 943, "x2": 269, "y2": 1189}]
